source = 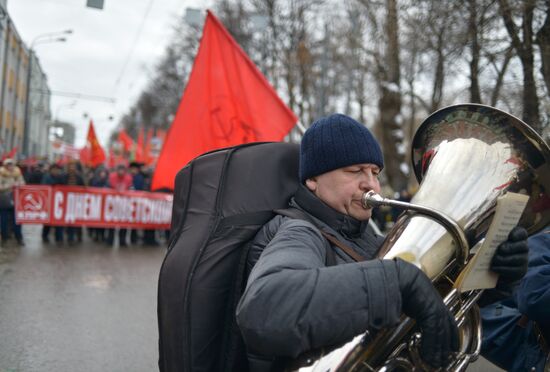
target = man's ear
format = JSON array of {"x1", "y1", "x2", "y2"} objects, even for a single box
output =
[{"x1": 305, "y1": 178, "x2": 317, "y2": 192}]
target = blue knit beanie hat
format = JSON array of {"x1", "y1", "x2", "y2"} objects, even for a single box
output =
[{"x1": 299, "y1": 114, "x2": 384, "y2": 183}]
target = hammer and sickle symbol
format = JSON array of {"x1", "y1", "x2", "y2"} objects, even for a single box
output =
[
  {"x1": 238, "y1": 119, "x2": 259, "y2": 142},
  {"x1": 24, "y1": 193, "x2": 43, "y2": 210},
  {"x1": 211, "y1": 106, "x2": 233, "y2": 142}
]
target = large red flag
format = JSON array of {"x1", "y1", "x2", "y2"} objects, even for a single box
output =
[
  {"x1": 151, "y1": 11, "x2": 297, "y2": 191},
  {"x1": 82, "y1": 120, "x2": 106, "y2": 167},
  {"x1": 118, "y1": 129, "x2": 134, "y2": 152}
]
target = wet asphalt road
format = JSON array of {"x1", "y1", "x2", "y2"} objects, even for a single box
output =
[
  {"x1": 0, "y1": 225, "x2": 165, "y2": 372},
  {"x1": 0, "y1": 225, "x2": 502, "y2": 372}
]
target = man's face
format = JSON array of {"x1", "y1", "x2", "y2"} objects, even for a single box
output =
[{"x1": 305, "y1": 163, "x2": 381, "y2": 221}]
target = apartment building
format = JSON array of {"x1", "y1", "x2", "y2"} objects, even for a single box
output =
[{"x1": 0, "y1": 0, "x2": 51, "y2": 159}]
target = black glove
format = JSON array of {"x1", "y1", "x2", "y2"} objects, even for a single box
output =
[
  {"x1": 394, "y1": 258, "x2": 459, "y2": 368},
  {"x1": 491, "y1": 226, "x2": 529, "y2": 282}
]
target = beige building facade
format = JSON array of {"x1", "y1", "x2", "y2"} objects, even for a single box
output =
[{"x1": 0, "y1": 0, "x2": 51, "y2": 159}]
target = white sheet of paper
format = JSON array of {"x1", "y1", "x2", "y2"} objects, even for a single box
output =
[{"x1": 456, "y1": 192, "x2": 529, "y2": 292}]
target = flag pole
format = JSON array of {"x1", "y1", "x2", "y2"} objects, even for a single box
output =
[{"x1": 295, "y1": 121, "x2": 307, "y2": 136}]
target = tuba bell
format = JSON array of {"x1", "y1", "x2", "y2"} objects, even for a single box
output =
[{"x1": 290, "y1": 104, "x2": 550, "y2": 371}]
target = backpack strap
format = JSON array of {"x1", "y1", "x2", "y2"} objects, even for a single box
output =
[
  {"x1": 274, "y1": 208, "x2": 366, "y2": 264},
  {"x1": 320, "y1": 232, "x2": 366, "y2": 262}
]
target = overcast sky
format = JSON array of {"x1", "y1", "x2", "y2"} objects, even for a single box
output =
[{"x1": 8, "y1": 0, "x2": 210, "y2": 148}]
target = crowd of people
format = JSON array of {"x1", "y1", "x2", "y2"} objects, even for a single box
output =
[{"x1": 0, "y1": 158, "x2": 166, "y2": 247}]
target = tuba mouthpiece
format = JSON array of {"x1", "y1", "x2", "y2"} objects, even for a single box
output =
[{"x1": 362, "y1": 190, "x2": 385, "y2": 209}]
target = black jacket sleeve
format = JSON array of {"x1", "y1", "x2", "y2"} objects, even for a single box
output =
[{"x1": 236, "y1": 219, "x2": 402, "y2": 358}]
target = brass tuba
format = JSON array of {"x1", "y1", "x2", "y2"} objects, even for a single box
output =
[{"x1": 291, "y1": 104, "x2": 550, "y2": 371}]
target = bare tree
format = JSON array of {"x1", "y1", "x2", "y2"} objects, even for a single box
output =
[
  {"x1": 357, "y1": 0, "x2": 408, "y2": 191},
  {"x1": 113, "y1": 19, "x2": 201, "y2": 143},
  {"x1": 469, "y1": 0, "x2": 482, "y2": 103},
  {"x1": 344, "y1": 3, "x2": 372, "y2": 124},
  {"x1": 278, "y1": 0, "x2": 321, "y2": 125},
  {"x1": 232, "y1": 0, "x2": 323, "y2": 126},
  {"x1": 400, "y1": 20, "x2": 421, "y2": 147},
  {"x1": 117, "y1": 0, "x2": 550, "y2": 175},
  {"x1": 249, "y1": 0, "x2": 282, "y2": 89},
  {"x1": 498, "y1": 0, "x2": 541, "y2": 131},
  {"x1": 421, "y1": 1, "x2": 467, "y2": 111},
  {"x1": 488, "y1": 45, "x2": 515, "y2": 106},
  {"x1": 536, "y1": 0, "x2": 550, "y2": 97},
  {"x1": 463, "y1": 0, "x2": 517, "y2": 106},
  {"x1": 215, "y1": 0, "x2": 253, "y2": 48}
]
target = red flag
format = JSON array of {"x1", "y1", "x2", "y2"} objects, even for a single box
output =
[
  {"x1": 108, "y1": 147, "x2": 116, "y2": 169},
  {"x1": 151, "y1": 11, "x2": 297, "y2": 191},
  {"x1": 118, "y1": 129, "x2": 134, "y2": 152},
  {"x1": 82, "y1": 120, "x2": 106, "y2": 167},
  {"x1": 1, "y1": 147, "x2": 17, "y2": 161},
  {"x1": 134, "y1": 127, "x2": 145, "y2": 162},
  {"x1": 79, "y1": 147, "x2": 90, "y2": 165}
]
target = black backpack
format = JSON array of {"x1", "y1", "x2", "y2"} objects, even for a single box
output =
[{"x1": 157, "y1": 142, "x2": 300, "y2": 372}]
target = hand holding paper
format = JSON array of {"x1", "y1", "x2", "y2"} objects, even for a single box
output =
[
  {"x1": 455, "y1": 192, "x2": 530, "y2": 292},
  {"x1": 490, "y1": 226, "x2": 529, "y2": 282}
]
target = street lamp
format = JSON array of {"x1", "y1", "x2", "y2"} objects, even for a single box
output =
[
  {"x1": 30, "y1": 29, "x2": 73, "y2": 48},
  {"x1": 82, "y1": 112, "x2": 115, "y2": 122},
  {"x1": 22, "y1": 29, "x2": 73, "y2": 157}
]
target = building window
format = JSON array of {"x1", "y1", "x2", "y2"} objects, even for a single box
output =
[
  {"x1": 8, "y1": 68, "x2": 13, "y2": 91},
  {"x1": 6, "y1": 110, "x2": 11, "y2": 129}
]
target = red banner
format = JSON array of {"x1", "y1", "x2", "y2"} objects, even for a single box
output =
[{"x1": 15, "y1": 185, "x2": 172, "y2": 229}]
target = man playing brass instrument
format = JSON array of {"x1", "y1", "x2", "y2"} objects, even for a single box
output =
[{"x1": 236, "y1": 114, "x2": 529, "y2": 370}]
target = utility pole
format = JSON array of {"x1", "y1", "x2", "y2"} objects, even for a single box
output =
[{"x1": 22, "y1": 29, "x2": 72, "y2": 157}]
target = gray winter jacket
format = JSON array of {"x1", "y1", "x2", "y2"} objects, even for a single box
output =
[{"x1": 236, "y1": 185, "x2": 402, "y2": 362}]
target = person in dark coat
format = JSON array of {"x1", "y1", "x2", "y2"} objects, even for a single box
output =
[
  {"x1": 133, "y1": 164, "x2": 160, "y2": 246},
  {"x1": 129, "y1": 162, "x2": 145, "y2": 191},
  {"x1": 26, "y1": 161, "x2": 48, "y2": 185},
  {"x1": 65, "y1": 161, "x2": 85, "y2": 244},
  {"x1": 41, "y1": 163, "x2": 67, "y2": 243},
  {"x1": 129, "y1": 162, "x2": 145, "y2": 245},
  {"x1": 89, "y1": 167, "x2": 110, "y2": 242},
  {"x1": 107, "y1": 164, "x2": 133, "y2": 246},
  {"x1": 236, "y1": 114, "x2": 529, "y2": 371},
  {"x1": 481, "y1": 229, "x2": 550, "y2": 371}
]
